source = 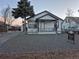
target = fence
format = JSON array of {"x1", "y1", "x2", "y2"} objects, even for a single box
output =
[{"x1": 0, "y1": 25, "x2": 7, "y2": 32}]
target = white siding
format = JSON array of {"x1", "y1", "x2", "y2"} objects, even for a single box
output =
[
  {"x1": 40, "y1": 15, "x2": 55, "y2": 20},
  {"x1": 27, "y1": 21, "x2": 37, "y2": 33},
  {"x1": 57, "y1": 20, "x2": 63, "y2": 32},
  {"x1": 28, "y1": 21, "x2": 36, "y2": 28},
  {"x1": 21, "y1": 25, "x2": 23, "y2": 32}
]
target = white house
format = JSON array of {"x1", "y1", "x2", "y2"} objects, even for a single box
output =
[
  {"x1": 27, "y1": 10, "x2": 63, "y2": 34},
  {"x1": 62, "y1": 17, "x2": 79, "y2": 31}
]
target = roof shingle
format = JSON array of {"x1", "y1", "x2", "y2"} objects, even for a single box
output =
[{"x1": 65, "y1": 17, "x2": 79, "y2": 24}]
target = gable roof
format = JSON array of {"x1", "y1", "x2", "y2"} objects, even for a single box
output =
[
  {"x1": 27, "y1": 10, "x2": 63, "y2": 21},
  {"x1": 65, "y1": 17, "x2": 79, "y2": 24},
  {"x1": 35, "y1": 14, "x2": 56, "y2": 22}
]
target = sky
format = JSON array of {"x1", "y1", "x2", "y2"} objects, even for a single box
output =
[{"x1": 0, "y1": 0, "x2": 79, "y2": 19}]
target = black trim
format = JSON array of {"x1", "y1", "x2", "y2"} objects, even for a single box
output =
[
  {"x1": 36, "y1": 14, "x2": 48, "y2": 20},
  {"x1": 36, "y1": 19, "x2": 56, "y2": 22}
]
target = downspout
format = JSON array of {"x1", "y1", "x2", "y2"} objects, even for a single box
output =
[
  {"x1": 61, "y1": 20, "x2": 64, "y2": 33},
  {"x1": 37, "y1": 19, "x2": 39, "y2": 32}
]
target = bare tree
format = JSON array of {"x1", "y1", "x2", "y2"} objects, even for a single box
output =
[
  {"x1": 66, "y1": 8, "x2": 74, "y2": 17},
  {"x1": 1, "y1": 5, "x2": 10, "y2": 32},
  {"x1": 6, "y1": 8, "x2": 15, "y2": 26},
  {"x1": 1, "y1": 5, "x2": 15, "y2": 31}
]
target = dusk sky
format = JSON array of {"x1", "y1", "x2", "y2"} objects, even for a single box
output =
[{"x1": 0, "y1": 0, "x2": 79, "y2": 19}]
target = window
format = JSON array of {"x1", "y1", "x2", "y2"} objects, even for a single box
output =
[{"x1": 28, "y1": 22, "x2": 37, "y2": 28}]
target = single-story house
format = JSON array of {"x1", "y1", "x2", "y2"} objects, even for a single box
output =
[
  {"x1": 62, "y1": 17, "x2": 79, "y2": 31},
  {"x1": 26, "y1": 10, "x2": 63, "y2": 34}
]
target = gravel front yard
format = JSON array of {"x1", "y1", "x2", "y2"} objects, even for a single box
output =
[
  {"x1": 0, "y1": 33, "x2": 79, "y2": 53},
  {"x1": 0, "y1": 31, "x2": 21, "y2": 46}
]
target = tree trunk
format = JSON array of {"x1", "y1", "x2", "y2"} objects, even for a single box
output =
[
  {"x1": 23, "y1": 17, "x2": 27, "y2": 32},
  {"x1": 4, "y1": 18, "x2": 7, "y2": 32},
  {"x1": 54, "y1": 21, "x2": 57, "y2": 33}
]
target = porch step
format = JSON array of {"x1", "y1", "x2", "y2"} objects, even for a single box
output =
[{"x1": 27, "y1": 32, "x2": 62, "y2": 34}]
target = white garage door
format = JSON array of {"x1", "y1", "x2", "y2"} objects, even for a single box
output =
[{"x1": 39, "y1": 21, "x2": 55, "y2": 32}]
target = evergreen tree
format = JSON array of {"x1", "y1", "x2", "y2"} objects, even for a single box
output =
[{"x1": 12, "y1": 0, "x2": 35, "y2": 31}]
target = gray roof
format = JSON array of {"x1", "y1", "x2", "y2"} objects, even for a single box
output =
[
  {"x1": 27, "y1": 10, "x2": 63, "y2": 21},
  {"x1": 65, "y1": 17, "x2": 79, "y2": 24}
]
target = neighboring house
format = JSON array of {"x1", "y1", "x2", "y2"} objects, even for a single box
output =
[
  {"x1": 62, "y1": 17, "x2": 79, "y2": 31},
  {"x1": 27, "y1": 10, "x2": 63, "y2": 34},
  {"x1": 0, "y1": 16, "x2": 22, "y2": 32}
]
